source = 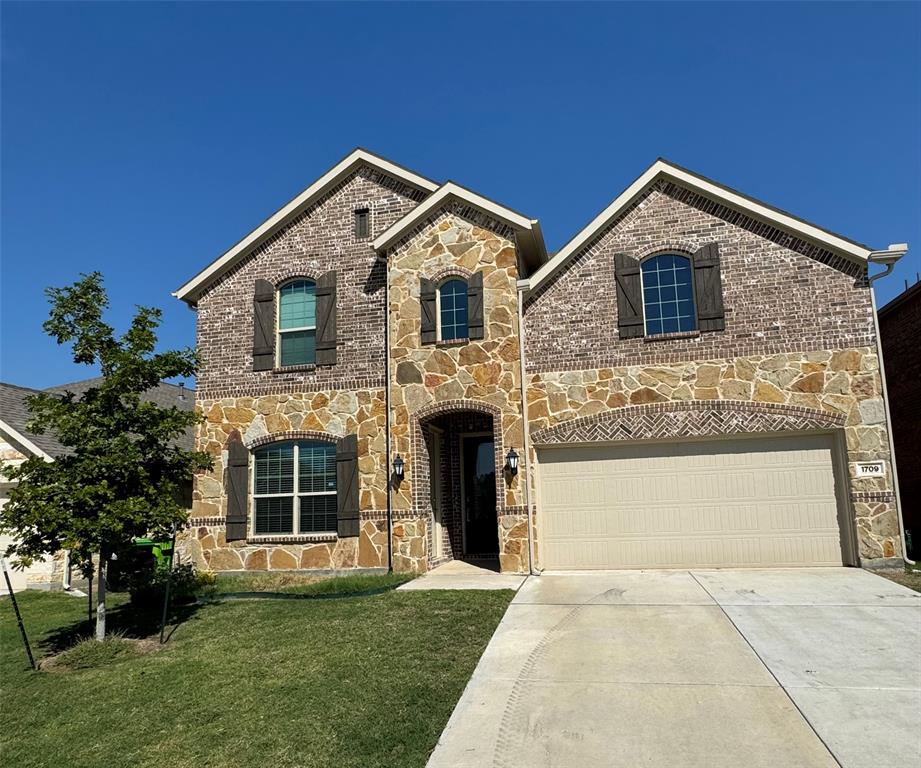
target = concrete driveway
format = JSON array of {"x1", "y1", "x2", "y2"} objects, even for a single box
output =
[{"x1": 427, "y1": 568, "x2": 920, "y2": 768}]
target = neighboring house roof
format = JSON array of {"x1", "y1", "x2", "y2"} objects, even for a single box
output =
[
  {"x1": 45, "y1": 378, "x2": 196, "y2": 451},
  {"x1": 878, "y1": 279, "x2": 921, "y2": 319},
  {"x1": 0, "y1": 382, "x2": 64, "y2": 460},
  {"x1": 371, "y1": 181, "x2": 548, "y2": 272},
  {"x1": 526, "y1": 158, "x2": 880, "y2": 294},
  {"x1": 0, "y1": 379, "x2": 195, "y2": 461},
  {"x1": 174, "y1": 148, "x2": 441, "y2": 306}
]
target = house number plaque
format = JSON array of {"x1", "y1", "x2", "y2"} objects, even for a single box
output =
[{"x1": 853, "y1": 461, "x2": 885, "y2": 478}]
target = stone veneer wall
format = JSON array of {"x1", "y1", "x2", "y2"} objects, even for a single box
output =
[
  {"x1": 525, "y1": 348, "x2": 899, "y2": 563},
  {"x1": 386, "y1": 209, "x2": 529, "y2": 573},
  {"x1": 176, "y1": 389, "x2": 391, "y2": 571}
]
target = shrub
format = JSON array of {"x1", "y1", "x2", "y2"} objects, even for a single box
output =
[{"x1": 127, "y1": 563, "x2": 203, "y2": 610}]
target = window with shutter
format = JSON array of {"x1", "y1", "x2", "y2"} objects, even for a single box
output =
[
  {"x1": 354, "y1": 209, "x2": 370, "y2": 239},
  {"x1": 640, "y1": 254, "x2": 697, "y2": 335},
  {"x1": 277, "y1": 280, "x2": 317, "y2": 366},
  {"x1": 251, "y1": 440, "x2": 337, "y2": 535},
  {"x1": 438, "y1": 279, "x2": 469, "y2": 341}
]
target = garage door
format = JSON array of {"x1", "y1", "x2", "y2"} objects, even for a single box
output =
[{"x1": 537, "y1": 434, "x2": 845, "y2": 569}]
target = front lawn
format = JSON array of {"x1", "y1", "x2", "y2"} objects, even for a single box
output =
[{"x1": 1, "y1": 577, "x2": 512, "y2": 768}]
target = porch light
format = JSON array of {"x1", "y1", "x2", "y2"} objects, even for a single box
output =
[
  {"x1": 505, "y1": 448, "x2": 519, "y2": 475},
  {"x1": 393, "y1": 454, "x2": 405, "y2": 479}
]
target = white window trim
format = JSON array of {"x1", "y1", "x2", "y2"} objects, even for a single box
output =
[
  {"x1": 640, "y1": 254, "x2": 698, "y2": 336},
  {"x1": 436, "y1": 277, "x2": 468, "y2": 342},
  {"x1": 276, "y1": 279, "x2": 317, "y2": 367},
  {"x1": 251, "y1": 441, "x2": 337, "y2": 537}
]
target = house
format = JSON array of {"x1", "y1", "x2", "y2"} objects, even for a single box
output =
[
  {"x1": 173, "y1": 148, "x2": 907, "y2": 574},
  {"x1": 878, "y1": 280, "x2": 920, "y2": 559},
  {"x1": 0, "y1": 378, "x2": 194, "y2": 591}
]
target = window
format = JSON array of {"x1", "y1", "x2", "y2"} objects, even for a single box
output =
[
  {"x1": 253, "y1": 441, "x2": 337, "y2": 535},
  {"x1": 438, "y1": 279, "x2": 468, "y2": 341},
  {"x1": 354, "y1": 208, "x2": 370, "y2": 239},
  {"x1": 277, "y1": 280, "x2": 316, "y2": 366},
  {"x1": 641, "y1": 254, "x2": 697, "y2": 335}
]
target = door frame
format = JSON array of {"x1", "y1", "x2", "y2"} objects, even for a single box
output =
[
  {"x1": 428, "y1": 424, "x2": 445, "y2": 560},
  {"x1": 459, "y1": 431, "x2": 495, "y2": 557}
]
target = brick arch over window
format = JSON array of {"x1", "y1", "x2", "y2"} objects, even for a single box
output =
[
  {"x1": 429, "y1": 266, "x2": 473, "y2": 284},
  {"x1": 410, "y1": 400, "x2": 506, "y2": 521},
  {"x1": 636, "y1": 242, "x2": 697, "y2": 262},
  {"x1": 246, "y1": 430, "x2": 338, "y2": 450},
  {"x1": 531, "y1": 400, "x2": 846, "y2": 445},
  {"x1": 267, "y1": 268, "x2": 324, "y2": 287}
]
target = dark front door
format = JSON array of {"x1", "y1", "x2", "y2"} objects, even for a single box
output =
[{"x1": 462, "y1": 436, "x2": 499, "y2": 556}]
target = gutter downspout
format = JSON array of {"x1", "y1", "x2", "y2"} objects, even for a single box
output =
[
  {"x1": 380, "y1": 251, "x2": 394, "y2": 573},
  {"x1": 868, "y1": 246, "x2": 914, "y2": 565},
  {"x1": 517, "y1": 280, "x2": 541, "y2": 576}
]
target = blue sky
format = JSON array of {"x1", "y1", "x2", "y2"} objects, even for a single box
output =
[{"x1": 2, "y1": 2, "x2": 919, "y2": 389}]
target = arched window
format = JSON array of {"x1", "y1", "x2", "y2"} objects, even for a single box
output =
[
  {"x1": 438, "y1": 279, "x2": 468, "y2": 341},
  {"x1": 252, "y1": 440, "x2": 336, "y2": 535},
  {"x1": 277, "y1": 280, "x2": 316, "y2": 366},
  {"x1": 641, "y1": 254, "x2": 697, "y2": 335}
]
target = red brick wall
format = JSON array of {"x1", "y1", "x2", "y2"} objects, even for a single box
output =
[
  {"x1": 879, "y1": 282, "x2": 921, "y2": 554},
  {"x1": 524, "y1": 180, "x2": 874, "y2": 372},
  {"x1": 194, "y1": 168, "x2": 425, "y2": 400}
]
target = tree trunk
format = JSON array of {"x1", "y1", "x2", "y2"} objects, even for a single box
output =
[{"x1": 95, "y1": 549, "x2": 107, "y2": 641}]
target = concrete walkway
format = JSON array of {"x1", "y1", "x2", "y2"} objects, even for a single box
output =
[
  {"x1": 427, "y1": 568, "x2": 920, "y2": 768},
  {"x1": 398, "y1": 559, "x2": 527, "y2": 591}
]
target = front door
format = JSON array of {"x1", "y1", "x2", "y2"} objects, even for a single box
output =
[{"x1": 462, "y1": 436, "x2": 499, "y2": 556}]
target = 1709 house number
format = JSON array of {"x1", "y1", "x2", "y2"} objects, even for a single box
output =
[{"x1": 854, "y1": 461, "x2": 886, "y2": 478}]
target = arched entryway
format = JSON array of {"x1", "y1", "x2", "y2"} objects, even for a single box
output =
[{"x1": 414, "y1": 402, "x2": 504, "y2": 567}]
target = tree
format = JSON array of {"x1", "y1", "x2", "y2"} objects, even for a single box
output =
[{"x1": 0, "y1": 273, "x2": 211, "y2": 640}]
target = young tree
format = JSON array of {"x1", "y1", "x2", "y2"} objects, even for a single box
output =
[{"x1": 0, "y1": 273, "x2": 211, "y2": 639}]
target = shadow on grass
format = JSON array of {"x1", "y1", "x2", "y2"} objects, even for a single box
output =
[
  {"x1": 199, "y1": 582, "x2": 407, "y2": 602},
  {"x1": 40, "y1": 598, "x2": 203, "y2": 654}
]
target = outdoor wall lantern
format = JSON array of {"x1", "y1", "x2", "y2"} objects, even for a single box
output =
[
  {"x1": 392, "y1": 454, "x2": 405, "y2": 480},
  {"x1": 505, "y1": 448, "x2": 519, "y2": 476}
]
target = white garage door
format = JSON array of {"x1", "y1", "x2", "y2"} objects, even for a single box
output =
[{"x1": 538, "y1": 434, "x2": 845, "y2": 569}]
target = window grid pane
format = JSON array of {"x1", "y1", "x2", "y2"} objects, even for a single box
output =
[
  {"x1": 280, "y1": 329, "x2": 316, "y2": 367},
  {"x1": 299, "y1": 494, "x2": 337, "y2": 533},
  {"x1": 279, "y1": 281, "x2": 316, "y2": 330},
  {"x1": 255, "y1": 444, "x2": 294, "y2": 495},
  {"x1": 298, "y1": 442, "x2": 337, "y2": 493},
  {"x1": 641, "y1": 255, "x2": 697, "y2": 336},
  {"x1": 440, "y1": 280, "x2": 469, "y2": 340},
  {"x1": 255, "y1": 496, "x2": 294, "y2": 535}
]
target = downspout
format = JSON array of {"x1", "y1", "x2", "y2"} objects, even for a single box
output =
[
  {"x1": 380, "y1": 251, "x2": 394, "y2": 573},
  {"x1": 517, "y1": 280, "x2": 541, "y2": 575},
  {"x1": 868, "y1": 245, "x2": 914, "y2": 565}
]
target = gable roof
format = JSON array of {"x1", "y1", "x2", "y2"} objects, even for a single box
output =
[
  {"x1": 0, "y1": 379, "x2": 196, "y2": 461},
  {"x1": 371, "y1": 181, "x2": 548, "y2": 273},
  {"x1": 174, "y1": 148, "x2": 440, "y2": 306},
  {"x1": 526, "y1": 158, "x2": 878, "y2": 294},
  {"x1": 0, "y1": 382, "x2": 64, "y2": 460}
]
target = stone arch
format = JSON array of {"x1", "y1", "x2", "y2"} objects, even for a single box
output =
[{"x1": 531, "y1": 400, "x2": 846, "y2": 445}]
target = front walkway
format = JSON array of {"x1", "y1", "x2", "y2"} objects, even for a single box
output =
[
  {"x1": 427, "y1": 568, "x2": 921, "y2": 768},
  {"x1": 398, "y1": 559, "x2": 527, "y2": 591}
]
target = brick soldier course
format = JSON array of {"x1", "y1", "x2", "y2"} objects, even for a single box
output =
[{"x1": 173, "y1": 149, "x2": 907, "y2": 574}]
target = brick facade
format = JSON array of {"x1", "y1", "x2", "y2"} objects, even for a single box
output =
[{"x1": 177, "y1": 154, "x2": 904, "y2": 575}]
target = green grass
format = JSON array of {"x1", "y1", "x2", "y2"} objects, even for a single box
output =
[
  {"x1": 204, "y1": 571, "x2": 413, "y2": 596},
  {"x1": 52, "y1": 632, "x2": 138, "y2": 669},
  {"x1": 1, "y1": 577, "x2": 512, "y2": 768}
]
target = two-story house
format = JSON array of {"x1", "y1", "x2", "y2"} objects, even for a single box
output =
[{"x1": 174, "y1": 149, "x2": 906, "y2": 574}]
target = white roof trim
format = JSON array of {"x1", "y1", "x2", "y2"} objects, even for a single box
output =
[
  {"x1": 174, "y1": 149, "x2": 439, "y2": 305},
  {"x1": 0, "y1": 420, "x2": 54, "y2": 462},
  {"x1": 527, "y1": 159, "x2": 874, "y2": 293},
  {"x1": 371, "y1": 182, "x2": 535, "y2": 253}
]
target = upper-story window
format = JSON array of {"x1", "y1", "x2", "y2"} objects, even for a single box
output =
[
  {"x1": 252, "y1": 440, "x2": 337, "y2": 535},
  {"x1": 277, "y1": 280, "x2": 316, "y2": 366},
  {"x1": 641, "y1": 254, "x2": 697, "y2": 335},
  {"x1": 438, "y1": 279, "x2": 469, "y2": 341},
  {"x1": 354, "y1": 208, "x2": 370, "y2": 239}
]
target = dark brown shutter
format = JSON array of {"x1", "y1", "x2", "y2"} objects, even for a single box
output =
[
  {"x1": 336, "y1": 434, "x2": 360, "y2": 537},
  {"x1": 315, "y1": 271, "x2": 337, "y2": 366},
  {"x1": 252, "y1": 279, "x2": 275, "y2": 371},
  {"x1": 693, "y1": 243, "x2": 726, "y2": 332},
  {"x1": 614, "y1": 252, "x2": 644, "y2": 339},
  {"x1": 467, "y1": 272, "x2": 484, "y2": 339},
  {"x1": 225, "y1": 437, "x2": 249, "y2": 541},
  {"x1": 420, "y1": 278, "x2": 437, "y2": 345}
]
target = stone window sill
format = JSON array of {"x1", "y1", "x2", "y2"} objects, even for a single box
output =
[
  {"x1": 246, "y1": 533, "x2": 337, "y2": 545},
  {"x1": 643, "y1": 330, "x2": 701, "y2": 343},
  {"x1": 436, "y1": 338, "x2": 470, "y2": 348},
  {"x1": 272, "y1": 364, "x2": 318, "y2": 374}
]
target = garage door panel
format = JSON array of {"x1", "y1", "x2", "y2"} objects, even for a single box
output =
[{"x1": 538, "y1": 435, "x2": 844, "y2": 569}]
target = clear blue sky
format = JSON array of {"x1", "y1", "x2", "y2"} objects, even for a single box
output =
[{"x1": 2, "y1": 2, "x2": 919, "y2": 389}]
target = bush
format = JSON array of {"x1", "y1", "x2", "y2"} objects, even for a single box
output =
[{"x1": 127, "y1": 563, "x2": 204, "y2": 610}]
